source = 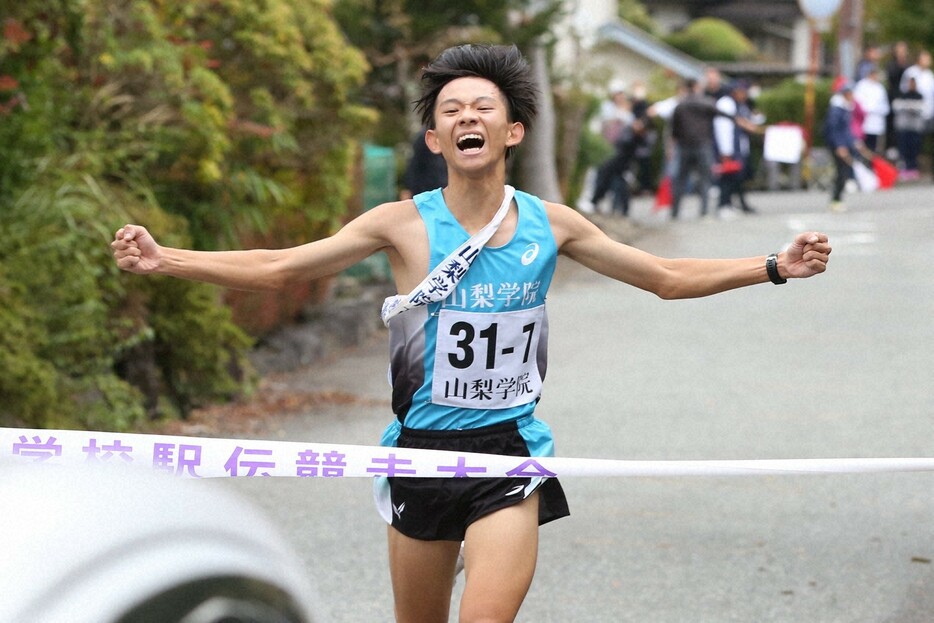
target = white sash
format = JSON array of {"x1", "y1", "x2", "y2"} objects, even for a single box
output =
[{"x1": 380, "y1": 185, "x2": 515, "y2": 327}]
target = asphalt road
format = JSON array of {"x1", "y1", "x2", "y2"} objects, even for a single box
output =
[{"x1": 221, "y1": 184, "x2": 934, "y2": 622}]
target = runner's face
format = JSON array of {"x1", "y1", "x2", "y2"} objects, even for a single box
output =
[{"x1": 426, "y1": 77, "x2": 523, "y2": 171}]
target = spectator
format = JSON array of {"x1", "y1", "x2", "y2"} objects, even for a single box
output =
[
  {"x1": 855, "y1": 45, "x2": 882, "y2": 82},
  {"x1": 703, "y1": 67, "x2": 730, "y2": 100},
  {"x1": 399, "y1": 127, "x2": 447, "y2": 200},
  {"x1": 581, "y1": 116, "x2": 649, "y2": 217},
  {"x1": 714, "y1": 80, "x2": 763, "y2": 217},
  {"x1": 670, "y1": 78, "x2": 721, "y2": 219},
  {"x1": 822, "y1": 79, "x2": 857, "y2": 212},
  {"x1": 648, "y1": 80, "x2": 690, "y2": 181},
  {"x1": 599, "y1": 80, "x2": 634, "y2": 146},
  {"x1": 629, "y1": 80, "x2": 658, "y2": 194},
  {"x1": 853, "y1": 65, "x2": 890, "y2": 153},
  {"x1": 702, "y1": 67, "x2": 730, "y2": 189},
  {"x1": 577, "y1": 81, "x2": 634, "y2": 213},
  {"x1": 885, "y1": 41, "x2": 911, "y2": 154},
  {"x1": 899, "y1": 50, "x2": 934, "y2": 169},
  {"x1": 835, "y1": 75, "x2": 873, "y2": 163},
  {"x1": 892, "y1": 76, "x2": 925, "y2": 180}
]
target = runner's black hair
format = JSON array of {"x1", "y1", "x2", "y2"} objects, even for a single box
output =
[{"x1": 414, "y1": 44, "x2": 539, "y2": 134}]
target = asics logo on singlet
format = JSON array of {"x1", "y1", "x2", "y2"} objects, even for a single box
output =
[
  {"x1": 521, "y1": 243, "x2": 540, "y2": 265},
  {"x1": 393, "y1": 502, "x2": 406, "y2": 519},
  {"x1": 506, "y1": 485, "x2": 525, "y2": 496}
]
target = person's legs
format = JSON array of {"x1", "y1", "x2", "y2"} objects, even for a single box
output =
[
  {"x1": 671, "y1": 149, "x2": 692, "y2": 219},
  {"x1": 593, "y1": 148, "x2": 629, "y2": 208},
  {"x1": 830, "y1": 152, "x2": 852, "y2": 209},
  {"x1": 635, "y1": 152, "x2": 656, "y2": 193},
  {"x1": 388, "y1": 527, "x2": 461, "y2": 623},
  {"x1": 831, "y1": 154, "x2": 845, "y2": 201},
  {"x1": 717, "y1": 171, "x2": 738, "y2": 209},
  {"x1": 610, "y1": 175, "x2": 631, "y2": 216},
  {"x1": 897, "y1": 131, "x2": 910, "y2": 170},
  {"x1": 458, "y1": 492, "x2": 541, "y2": 623},
  {"x1": 590, "y1": 156, "x2": 616, "y2": 206},
  {"x1": 907, "y1": 131, "x2": 922, "y2": 173},
  {"x1": 738, "y1": 156, "x2": 756, "y2": 212},
  {"x1": 697, "y1": 146, "x2": 714, "y2": 216}
]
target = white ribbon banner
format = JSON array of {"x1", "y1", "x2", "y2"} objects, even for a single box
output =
[{"x1": 4, "y1": 427, "x2": 934, "y2": 479}]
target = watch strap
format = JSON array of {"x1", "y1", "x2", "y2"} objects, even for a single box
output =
[{"x1": 766, "y1": 253, "x2": 787, "y2": 285}]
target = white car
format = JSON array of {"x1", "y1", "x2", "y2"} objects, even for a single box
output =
[{"x1": 0, "y1": 465, "x2": 321, "y2": 623}]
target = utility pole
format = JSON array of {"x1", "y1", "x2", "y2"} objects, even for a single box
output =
[{"x1": 836, "y1": 0, "x2": 864, "y2": 79}]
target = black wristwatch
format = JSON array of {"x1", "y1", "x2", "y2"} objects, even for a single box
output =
[{"x1": 766, "y1": 253, "x2": 787, "y2": 285}]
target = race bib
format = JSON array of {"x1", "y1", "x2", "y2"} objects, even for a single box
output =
[{"x1": 431, "y1": 305, "x2": 545, "y2": 409}]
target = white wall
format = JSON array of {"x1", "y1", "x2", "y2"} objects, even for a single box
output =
[{"x1": 553, "y1": 0, "x2": 618, "y2": 70}]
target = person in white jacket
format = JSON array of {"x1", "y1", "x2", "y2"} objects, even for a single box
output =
[
  {"x1": 713, "y1": 81, "x2": 763, "y2": 217},
  {"x1": 853, "y1": 66, "x2": 890, "y2": 153},
  {"x1": 900, "y1": 51, "x2": 934, "y2": 128}
]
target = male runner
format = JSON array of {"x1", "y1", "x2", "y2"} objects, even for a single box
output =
[{"x1": 113, "y1": 44, "x2": 831, "y2": 623}]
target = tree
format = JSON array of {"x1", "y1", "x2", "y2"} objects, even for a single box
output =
[
  {"x1": 618, "y1": 0, "x2": 659, "y2": 36},
  {"x1": 518, "y1": 43, "x2": 563, "y2": 201},
  {"x1": 0, "y1": 0, "x2": 374, "y2": 428},
  {"x1": 332, "y1": 0, "x2": 565, "y2": 195},
  {"x1": 865, "y1": 0, "x2": 934, "y2": 51}
]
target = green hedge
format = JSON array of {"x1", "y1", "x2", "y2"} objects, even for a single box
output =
[
  {"x1": 0, "y1": 1, "x2": 374, "y2": 430},
  {"x1": 664, "y1": 18, "x2": 758, "y2": 63},
  {"x1": 755, "y1": 77, "x2": 835, "y2": 148}
]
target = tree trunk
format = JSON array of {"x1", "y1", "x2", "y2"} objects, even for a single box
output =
[{"x1": 517, "y1": 43, "x2": 563, "y2": 203}]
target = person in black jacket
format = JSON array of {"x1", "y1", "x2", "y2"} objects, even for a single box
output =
[
  {"x1": 583, "y1": 116, "x2": 649, "y2": 217},
  {"x1": 885, "y1": 41, "x2": 911, "y2": 154},
  {"x1": 399, "y1": 127, "x2": 448, "y2": 199},
  {"x1": 670, "y1": 78, "x2": 721, "y2": 219}
]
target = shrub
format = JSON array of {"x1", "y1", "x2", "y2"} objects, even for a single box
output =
[
  {"x1": 0, "y1": 1, "x2": 374, "y2": 430},
  {"x1": 664, "y1": 18, "x2": 758, "y2": 63}
]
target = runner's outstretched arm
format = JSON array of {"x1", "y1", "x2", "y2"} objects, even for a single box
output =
[
  {"x1": 548, "y1": 203, "x2": 831, "y2": 299},
  {"x1": 111, "y1": 203, "x2": 410, "y2": 291}
]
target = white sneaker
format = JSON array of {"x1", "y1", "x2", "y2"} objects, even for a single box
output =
[
  {"x1": 830, "y1": 200, "x2": 847, "y2": 213},
  {"x1": 576, "y1": 198, "x2": 595, "y2": 214}
]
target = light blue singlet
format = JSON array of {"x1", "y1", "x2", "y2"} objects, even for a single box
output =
[{"x1": 383, "y1": 187, "x2": 558, "y2": 434}]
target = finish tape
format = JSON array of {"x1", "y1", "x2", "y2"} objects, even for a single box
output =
[{"x1": 3, "y1": 427, "x2": 934, "y2": 480}]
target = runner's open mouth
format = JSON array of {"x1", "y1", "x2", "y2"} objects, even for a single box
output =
[{"x1": 457, "y1": 134, "x2": 484, "y2": 151}]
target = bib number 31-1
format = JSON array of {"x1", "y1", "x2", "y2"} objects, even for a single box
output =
[{"x1": 432, "y1": 305, "x2": 545, "y2": 409}]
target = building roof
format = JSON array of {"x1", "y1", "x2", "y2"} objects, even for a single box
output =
[{"x1": 596, "y1": 20, "x2": 707, "y2": 81}]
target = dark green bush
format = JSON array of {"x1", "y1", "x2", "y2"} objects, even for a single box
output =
[
  {"x1": 0, "y1": 0, "x2": 374, "y2": 430},
  {"x1": 0, "y1": 269, "x2": 59, "y2": 427},
  {"x1": 755, "y1": 77, "x2": 834, "y2": 147}
]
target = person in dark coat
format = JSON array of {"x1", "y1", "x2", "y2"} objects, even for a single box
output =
[
  {"x1": 822, "y1": 80, "x2": 857, "y2": 212},
  {"x1": 399, "y1": 127, "x2": 448, "y2": 199},
  {"x1": 585, "y1": 116, "x2": 649, "y2": 217},
  {"x1": 670, "y1": 78, "x2": 721, "y2": 219}
]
